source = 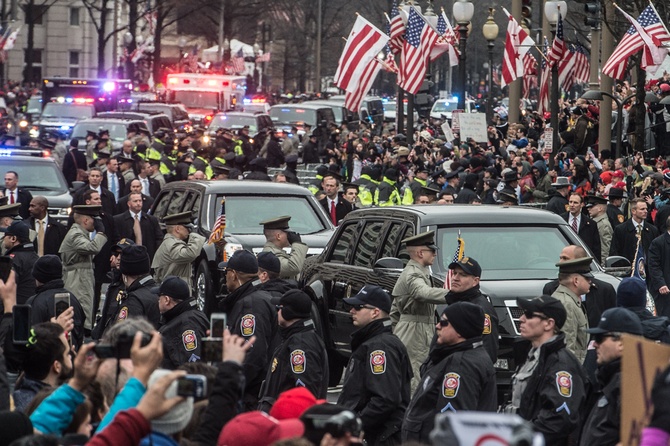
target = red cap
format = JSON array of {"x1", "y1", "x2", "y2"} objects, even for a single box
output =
[
  {"x1": 270, "y1": 387, "x2": 317, "y2": 420},
  {"x1": 661, "y1": 83, "x2": 670, "y2": 93},
  {"x1": 612, "y1": 170, "x2": 624, "y2": 178},
  {"x1": 217, "y1": 411, "x2": 304, "y2": 446},
  {"x1": 600, "y1": 171, "x2": 613, "y2": 185}
]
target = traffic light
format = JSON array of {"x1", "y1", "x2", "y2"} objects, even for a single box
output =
[
  {"x1": 522, "y1": 0, "x2": 532, "y2": 19},
  {"x1": 584, "y1": 2, "x2": 600, "y2": 28}
]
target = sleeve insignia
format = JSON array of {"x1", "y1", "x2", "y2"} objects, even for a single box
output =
[
  {"x1": 483, "y1": 314, "x2": 492, "y2": 335},
  {"x1": 443, "y1": 372, "x2": 461, "y2": 398},
  {"x1": 116, "y1": 306, "x2": 128, "y2": 321},
  {"x1": 241, "y1": 314, "x2": 256, "y2": 336},
  {"x1": 271, "y1": 357, "x2": 278, "y2": 373},
  {"x1": 370, "y1": 350, "x2": 386, "y2": 374},
  {"x1": 291, "y1": 349, "x2": 306, "y2": 374},
  {"x1": 565, "y1": 204, "x2": 570, "y2": 212},
  {"x1": 617, "y1": 214, "x2": 624, "y2": 223},
  {"x1": 182, "y1": 330, "x2": 197, "y2": 351},
  {"x1": 556, "y1": 371, "x2": 573, "y2": 397}
]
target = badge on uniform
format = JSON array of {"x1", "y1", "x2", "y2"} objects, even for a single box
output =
[
  {"x1": 117, "y1": 306, "x2": 128, "y2": 322},
  {"x1": 291, "y1": 350, "x2": 306, "y2": 374},
  {"x1": 272, "y1": 357, "x2": 278, "y2": 373},
  {"x1": 443, "y1": 372, "x2": 461, "y2": 398},
  {"x1": 565, "y1": 204, "x2": 570, "y2": 212},
  {"x1": 182, "y1": 330, "x2": 197, "y2": 351},
  {"x1": 555, "y1": 371, "x2": 573, "y2": 397},
  {"x1": 618, "y1": 215, "x2": 624, "y2": 223},
  {"x1": 483, "y1": 314, "x2": 492, "y2": 335},
  {"x1": 370, "y1": 350, "x2": 386, "y2": 374},
  {"x1": 241, "y1": 314, "x2": 255, "y2": 336}
]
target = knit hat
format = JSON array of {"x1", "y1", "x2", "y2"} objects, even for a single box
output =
[
  {"x1": 148, "y1": 369, "x2": 194, "y2": 435},
  {"x1": 32, "y1": 254, "x2": 62, "y2": 283},
  {"x1": 257, "y1": 251, "x2": 281, "y2": 274},
  {"x1": 442, "y1": 301, "x2": 485, "y2": 339},
  {"x1": 277, "y1": 290, "x2": 312, "y2": 321},
  {"x1": 270, "y1": 387, "x2": 319, "y2": 420},
  {"x1": 217, "y1": 411, "x2": 304, "y2": 446},
  {"x1": 0, "y1": 410, "x2": 33, "y2": 446},
  {"x1": 120, "y1": 245, "x2": 151, "y2": 276},
  {"x1": 617, "y1": 277, "x2": 647, "y2": 308},
  {"x1": 384, "y1": 168, "x2": 398, "y2": 181}
]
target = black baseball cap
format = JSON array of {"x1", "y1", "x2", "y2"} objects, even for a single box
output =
[
  {"x1": 218, "y1": 249, "x2": 258, "y2": 274},
  {"x1": 151, "y1": 275, "x2": 191, "y2": 301},
  {"x1": 586, "y1": 307, "x2": 643, "y2": 336},
  {"x1": 257, "y1": 251, "x2": 281, "y2": 274},
  {"x1": 517, "y1": 295, "x2": 567, "y2": 329},
  {"x1": 343, "y1": 285, "x2": 392, "y2": 314},
  {"x1": 0, "y1": 220, "x2": 30, "y2": 242},
  {"x1": 448, "y1": 257, "x2": 482, "y2": 277}
]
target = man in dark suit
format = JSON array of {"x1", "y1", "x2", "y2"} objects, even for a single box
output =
[
  {"x1": 116, "y1": 178, "x2": 154, "y2": 214},
  {"x1": 319, "y1": 172, "x2": 352, "y2": 226},
  {"x1": 101, "y1": 157, "x2": 125, "y2": 203},
  {"x1": 28, "y1": 196, "x2": 67, "y2": 257},
  {"x1": 611, "y1": 197, "x2": 659, "y2": 265},
  {"x1": 648, "y1": 216, "x2": 670, "y2": 317},
  {"x1": 72, "y1": 167, "x2": 116, "y2": 217},
  {"x1": 113, "y1": 192, "x2": 163, "y2": 261},
  {"x1": 61, "y1": 138, "x2": 87, "y2": 188},
  {"x1": 123, "y1": 159, "x2": 160, "y2": 198},
  {"x1": 4, "y1": 170, "x2": 33, "y2": 219},
  {"x1": 561, "y1": 193, "x2": 602, "y2": 264}
]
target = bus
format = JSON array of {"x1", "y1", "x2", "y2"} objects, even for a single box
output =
[{"x1": 41, "y1": 77, "x2": 133, "y2": 112}]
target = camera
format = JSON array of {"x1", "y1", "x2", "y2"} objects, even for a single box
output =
[
  {"x1": 94, "y1": 331, "x2": 152, "y2": 359},
  {"x1": 302, "y1": 410, "x2": 363, "y2": 439},
  {"x1": 176, "y1": 374, "x2": 207, "y2": 399}
]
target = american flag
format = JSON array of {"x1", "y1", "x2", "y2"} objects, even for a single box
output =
[
  {"x1": 334, "y1": 15, "x2": 389, "y2": 93},
  {"x1": 602, "y1": 5, "x2": 670, "y2": 80},
  {"x1": 430, "y1": 10, "x2": 459, "y2": 66},
  {"x1": 548, "y1": 13, "x2": 566, "y2": 67},
  {"x1": 538, "y1": 37, "x2": 551, "y2": 115},
  {"x1": 444, "y1": 231, "x2": 465, "y2": 289},
  {"x1": 572, "y1": 43, "x2": 590, "y2": 84},
  {"x1": 208, "y1": 197, "x2": 226, "y2": 244},
  {"x1": 522, "y1": 53, "x2": 537, "y2": 99},
  {"x1": 345, "y1": 58, "x2": 382, "y2": 113},
  {"x1": 382, "y1": 50, "x2": 398, "y2": 73},
  {"x1": 388, "y1": 0, "x2": 404, "y2": 55},
  {"x1": 1, "y1": 26, "x2": 20, "y2": 51},
  {"x1": 558, "y1": 44, "x2": 577, "y2": 92},
  {"x1": 230, "y1": 48, "x2": 245, "y2": 74},
  {"x1": 398, "y1": 7, "x2": 439, "y2": 95},
  {"x1": 255, "y1": 52, "x2": 271, "y2": 63},
  {"x1": 501, "y1": 7, "x2": 535, "y2": 87}
]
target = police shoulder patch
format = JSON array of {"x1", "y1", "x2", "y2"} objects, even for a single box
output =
[
  {"x1": 565, "y1": 204, "x2": 570, "y2": 212},
  {"x1": 271, "y1": 357, "x2": 278, "y2": 373},
  {"x1": 443, "y1": 372, "x2": 461, "y2": 398},
  {"x1": 182, "y1": 330, "x2": 197, "y2": 351},
  {"x1": 618, "y1": 214, "x2": 624, "y2": 223},
  {"x1": 117, "y1": 306, "x2": 128, "y2": 321},
  {"x1": 556, "y1": 371, "x2": 573, "y2": 397},
  {"x1": 291, "y1": 349, "x2": 306, "y2": 374},
  {"x1": 370, "y1": 350, "x2": 386, "y2": 374},
  {"x1": 241, "y1": 314, "x2": 255, "y2": 336},
  {"x1": 483, "y1": 314, "x2": 492, "y2": 335}
]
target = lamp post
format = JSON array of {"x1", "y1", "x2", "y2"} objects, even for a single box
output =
[
  {"x1": 581, "y1": 90, "x2": 636, "y2": 159},
  {"x1": 544, "y1": 0, "x2": 567, "y2": 170},
  {"x1": 177, "y1": 36, "x2": 187, "y2": 72},
  {"x1": 482, "y1": 8, "x2": 499, "y2": 125},
  {"x1": 453, "y1": 0, "x2": 474, "y2": 111}
]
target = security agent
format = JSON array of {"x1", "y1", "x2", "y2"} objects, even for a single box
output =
[
  {"x1": 152, "y1": 275, "x2": 209, "y2": 369},
  {"x1": 402, "y1": 302, "x2": 497, "y2": 444},
  {"x1": 112, "y1": 244, "x2": 160, "y2": 329},
  {"x1": 258, "y1": 289, "x2": 329, "y2": 413},
  {"x1": 1, "y1": 220, "x2": 38, "y2": 304},
  {"x1": 151, "y1": 211, "x2": 206, "y2": 287},
  {"x1": 606, "y1": 187, "x2": 626, "y2": 230},
  {"x1": 255, "y1": 251, "x2": 298, "y2": 299},
  {"x1": 260, "y1": 216, "x2": 308, "y2": 280},
  {"x1": 505, "y1": 295, "x2": 589, "y2": 445},
  {"x1": 337, "y1": 285, "x2": 412, "y2": 445},
  {"x1": 579, "y1": 307, "x2": 643, "y2": 446}
]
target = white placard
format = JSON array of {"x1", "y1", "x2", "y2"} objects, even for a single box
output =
[
  {"x1": 441, "y1": 121, "x2": 455, "y2": 142},
  {"x1": 456, "y1": 113, "x2": 488, "y2": 142},
  {"x1": 543, "y1": 127, "x2": 554, "y2": 153}
]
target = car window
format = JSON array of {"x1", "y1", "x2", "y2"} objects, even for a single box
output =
[
  {"x1": 0, "y1": 159, "x2": 67, "y2": 192},
  {"x1": 183, "y1": 191, "x2": 200, "y2": 221},
  {"x1": 354, "y1": 221, "x2": 384, "y2": 268},
  {"x1": 215, "y1": 195, "x2": 327, "y2": 234},
  {"x1": 152, "y1": 191, "x2": 172, "y2": 218},
  {"x1": 329, "y1": 222, "x2": 358, "y2": 264},
  {"x1": 436, "y1": 226, "x2": 571, "y2": 280},
  {"x1": 398, "y1": 226, "x2": 415, "y2": 265},
  {"x1": 382, "y1": 222, "x2": 405, "y2": 259},
  {"x1": 166, "y1": 190, "x2": 186, "y2": 215}
]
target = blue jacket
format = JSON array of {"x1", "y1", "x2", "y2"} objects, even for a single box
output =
[
  {"x1": 30, "y1": 383, "x2": 85, "y2": 435},
  {"x1": 97, "y1": 377, "x2": 146, "y2": 432}
]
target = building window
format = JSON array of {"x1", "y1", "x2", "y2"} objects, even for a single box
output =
[
  {"x1": 24, "y1": 49, "x2": 42, "y2": 80},
  {"x1": 70, "y1": 8, "x2": 80, "y2": 26},
  {"x1": 69, "y1": 51, "x2": 80, "y2": 77},
  {"x1": 24, "y1": 5, "x2": 48, "y2": 25}
]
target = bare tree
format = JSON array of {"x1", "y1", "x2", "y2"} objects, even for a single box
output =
[{"x1": 22, "y1": 0, "x2": 58, "y2": 83}]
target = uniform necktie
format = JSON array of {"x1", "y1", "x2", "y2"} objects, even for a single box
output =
[
  {"x1": 571, "y1": 217, "x2": 578, "y2": 233},
  {"x1": 134, "y1": 214, "x2": 143, "y2": 246},
  {"x1": 37, "y1": 220, "x2": 45, "y2": 257},
  {"x1": 9, "y1": 191, "x2": 14, "y2": 204},
  {"x1": 330, "y1": 201, "x2": 337, "y2": 225}
]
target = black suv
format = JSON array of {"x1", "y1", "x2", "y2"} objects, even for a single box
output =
[
  {"x1": 301, "y1": 205, "x2": 630, "y2": 389},
  {"x1": 96, "y1": 111, "x2": 173, "y2": 137},
  {"x1": 207, "y1": 112, "x2": 274, "y2": 139},
  {"x1": 150, "y1": 180, "x2": 335, "y2": 314}
]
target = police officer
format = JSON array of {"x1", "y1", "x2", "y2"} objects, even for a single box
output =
[
  {"x1": 261, "y1": 216, "x2": 308, "y2": 280},
  {"x1": 217, "y1": 249, "x2": 278, "y2": 410},
  {"x1": 308, "y1": 165, "x2": 329, "y2": 196},
  {"x1": 151, "y1": 211, "x2": 206, "y2": 287},
  {"x1": 258, "y1": 289, "x2": 329, "y2": 413},
  {"x1": 93, "y1": 238, "x2": 133, "y2": 340},
  {"x1": 59, "y1": 205, "x2": 107, "y2": 332},
  {"x1": 606, "y1": 187, "x2": 626, "y2": 230},
  {"x1": 153, "y1": 275, "x2": 209, "y2": 369},
  {"x1": 112, "y1": 244, "x2": 160, "y2": 328},
  {"x1": 354, "y1": 165, "x2": 380, "y2": 206},
  {"x1": 338, "y1": 285, "x2": 412, "y2": 446},
  {"x1": 0, "y1": 202, "x2": 21, "y2": 254},
  {"x1": 546, "y1": 177, "x2": 571, "y2": 215},
  {"x1": 255, "y1": 251, "x2": 298, "y2": 298},
  {"x1": 391, "y1": 231, "x2": 447, "y2": 392},
  {"x1": 2, "y1": 221, "x2": 38, "y2": 304},
  {"x1": 375, "y1": 168, "x2": 401, "y2": 206},
  {"x1": 505, "y1": 295, "x2": 589, "y2": 444},
  {"x1": 402, "y1": 302, "x2": 497, "y2": 443}
]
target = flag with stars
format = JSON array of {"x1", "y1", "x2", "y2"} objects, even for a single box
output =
[
  {"x1": 397, "y1": 7, "x2": 440, "y2": 94},
  {"x1": 501, "y1": 7, "x2": 535, "y2": 87},
  {"x1": 548, "y1": 13, "x2": 565, "y2": 67},
  {"x1": 430, "y1": 10, "x2": 459, "y2": 66},
  {"x1": 388, "y1": 0, "x2": 405, "y2": 55}
]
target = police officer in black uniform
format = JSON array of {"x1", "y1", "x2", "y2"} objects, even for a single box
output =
[
  {"x1": 254, "y1": 252, "x2": 298, "y2": 299},
  {"x1": 337, "y1": 285, "x2": 412, "y2": 446},
  {"x1": 505, "y1": 295, "x2": 589, "y2": 444},
  {"x1": 606, "y1": 187, "x2": 626, "y2": 230},
  {"x1": 111, "y1": 244, "x2": 160, "y2": 329},
  {"x1": 258, "y1": 289, "x2": 329, "y2": 413},
  {"x1": 153, "y1": 275, "x2": 209, "y2": 369},
  {"x1": 218, "y1": 249, "x2": 278, "y2": 410},
  {"x1": 402, "y1": 302, "x2": 497, "y2": 444},
  {"x1": 546, "y1": 177, "x2": 571, "y2": 215},
  {"x1": 2, "y1": 221, "x2": 38, "y2": 304}
]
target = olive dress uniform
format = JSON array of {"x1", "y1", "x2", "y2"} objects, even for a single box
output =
[
  {"x1": 151, "y1": 212, "x2": 206, "y2": 287},
  {"x1": 260, "y1": 216, "x2": 308, "y2": 280}
]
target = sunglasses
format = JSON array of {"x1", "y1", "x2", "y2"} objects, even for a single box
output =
[
  {"x1": 438, "y1": 319, "x2": 450, "y2": 328},
  {"x1": 351, "y1": 304, "x2": 377, "y2": 311},
  {"x1": 594, "y1": 332, "x2": 621, "y2": 344},
  {"x1": 522, "y1": 310, "x2": 549, "y2": 320}
]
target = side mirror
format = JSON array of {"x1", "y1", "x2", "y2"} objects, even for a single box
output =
[
  {"x1": 374, "y1": 257, "x2": 404, "y2": 269},
  {"x1": 605, "y1": 256, "x2": 631, "y2": 268}
]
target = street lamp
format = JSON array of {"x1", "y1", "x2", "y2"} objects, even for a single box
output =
[
  {"x1": 453, "y1": 0, "x2": 474, "y2": 111},
  {"x1": 544, "y1": 0, "x2": 567, "y2": 169},
  {"x1": 581, "y1": 90, "x2": 636, "y2": 159},
  {"x1": 482, "y1": 8, "x2": 499, "y2": 125},
  {"x1": 177, "y1": 36, "x2": 187, "y2": 72}
]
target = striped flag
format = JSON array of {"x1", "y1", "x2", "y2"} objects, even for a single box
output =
[
  {"x1": 397, "y1": 7, "x2": 440, "y2": 95},
  {"x1": 572, "y1": 43, "x2": 590, "y2": 84},
  {"x1": 383, "y1": 51, "x2": 398, "y2": 73},
  {"x1": 345, "y1": 58, "x2": 382, "y2": 113},
  {"x1": 334, "y1": 15, "x2": 389, "y2": 94},
  {"x1": 430, "y1": 10, "x2": 459, "y2": 66},
  {"x1": 538, "y1": 37, "x2": 550, "y2": 115},
  {"x1": 522, "y1": 53, "x2": 537, "y2": 98},
  {"x1": 444, "y1": 231, "x2": 464, "y2": 289},
  {"x1": 602, "y1": 5, "x2": 670, "y2": 80},
  {"x1": 500, "y1": 7, "x2": 535, "y2": 87},
  {"x1": 388, "y1": 0, "x2": 405, "y2": 55},
  {"x1": 208, "y1": 198, "x2": 226, "y2": 244},
  {"x1": 255, "y1": 52, "x2": 271, "y2": 63},
  {"x1": 548, "y1": 13, "x2": 566, "y2": 67},
  {"x1": 1, "y1": 26, "x2": 20, "y2": 51},
  {"x1": 558, "y1": 45, "x2": 577, "y2": 92}
]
